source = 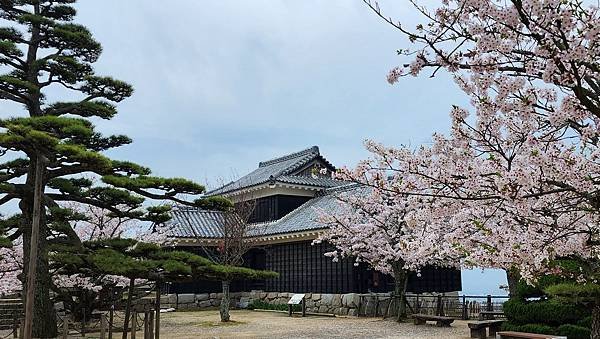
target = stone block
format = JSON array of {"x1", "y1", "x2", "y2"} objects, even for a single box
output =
[
  {"x1": 259, "y1": 292, "x2": 267, "y2": 299},
  {"x1": 318, "y1": 306, "x2": 329, "y2": 313},
  {"x1": 168, "y1": 294, "x2": 178, "y2": 304},
  {"x1": 198, "y1": 300, "x2": 212, "y2": 308},
  {"x1": 195, "y1": 293, "x2": 210, "y2": 302},
  {"x1": 209, "y1": 293, "x2": 217, "y2": 299},
  {"x1": 320, "y1": 294, "x2": 334, "y2": 305},
  {"x1": 311, "y1": 294, "x2": 321, "y2": 301},
  {"x1": 334, "y1": 307, "x2": 348, "y2": 316},
  {"x1": 160, "y1": 296, "x2": 170, "y2": 305},
  {"x1": 347, "y1": 309, "x2": 358, "y2": 317},
  {"x1": 238, "y1": 297, "x2": 250, "y2": 309},
  {"x1": 278, "y1": 292, "x2": 289, "y2": 298},
  {"x1": 211, "y1": 299, "x2": 221, "y2": 307},
  {"x1": 178, "y1": 294, "x2": 195, "y2": 304},
  {"x1": 178, "y1": 303, "x2": 196, "y2": 311},
  {"x1": 266, "y1": 292, "x2": 278, "y2": 299},
  {"x1": 331, "y1": 295, "x2": 342, "y2": 307},
  {"x1": 342, "y1": 293, "x2": 360, "y2": 308}
]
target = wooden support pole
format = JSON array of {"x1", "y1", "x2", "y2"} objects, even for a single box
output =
[
  {"x1": 82, "y1": 308, "x2": 86, "y2": 337},
  {"x1": 100, "y1": 314, "x2": 107, "y2": 339},
  {"x1": 19, "y1": 319, "x2": 24, "y2": 339},
  {"x1": 155, "y1": 283, "x2": 161, "y2": 339},
  {"x1": 61, "y1": 319, "x2": 68, "y2": 339},
  {"x1": 143, "y1": 312, "x2": 149, "y2": 339},
  {"x1": 12, "y1": 312, "x2": 18, "y2": 339},
  {"x1": 108, "y1": 307, "x2": 114, "y2": 339},
  {"x1": 122, "y1": 278, "x2": 135, "y2": 339},
  {"x1": 302, "y1": 298, "x2": 306, "y2": 317},
  {"x1": 130, "y1": 311, "x2": 137, "y2": 339},
  {"x1": 23, "y1": 155, "x2": 45, "y2": 339},
  {"x1": 148, "y1": 311, "x2": 154, "y2": 339}
]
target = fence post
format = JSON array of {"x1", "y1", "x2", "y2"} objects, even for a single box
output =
[
  {"x1": 12, "y1": 311, "x2": 18, "y2": 339},
  {"x1": 486, "y1": 295, "x2": 492, "y2": 311},
  {"x1": 462, "y1": 295, "x2": 468, "y2": 320},
  {"x1": 148, "y1": 310, "x2": 154, "y2": 339},
  {"x1": 155, "y1": 284, "x2": 161, "y2": 339},
  {"x1": 415, "y1": 294, "x2": 420, "y2": 314},
  {"x1": 131, "y1": 311, "x2": 137, "y2": 339},
  {"x1": 144, "y1": 311, "x2": 149, "y2": 339},
  {"x1": 108, "y1": 307, "x2": 114, "y2": 339},
  {"x1": 100, "y1": 314, "x2": 107, "y2": 339},
  {"x1": 82, "y1": 307, "x2": 86, "y2": 337},
  {"x1": 61, "y1": 318, "x2": 68, "y2": 339}
]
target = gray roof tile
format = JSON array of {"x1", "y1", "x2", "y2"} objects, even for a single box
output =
[
  {"x1": 167, "y1": 184, "x2": 360, "y2": 239},
  {"x1": 206, "y1": 146, "x2": 337, "y2": 196}
]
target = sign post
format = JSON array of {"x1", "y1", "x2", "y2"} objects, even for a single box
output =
[{"x1": 287, "y1": 294, "x2": 306, "y2": 317}]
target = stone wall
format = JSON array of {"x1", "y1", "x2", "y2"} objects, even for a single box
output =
[
  {"x1": 161, "y1": 291, "x2": 363, "y2": 316},
  {"x1": 161, "y1": 291, "x2": 458, "y2": 317}
]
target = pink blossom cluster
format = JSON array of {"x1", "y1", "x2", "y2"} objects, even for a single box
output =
[{"x1": 322, "y1": 0, "x2": 600, "y2": 282}]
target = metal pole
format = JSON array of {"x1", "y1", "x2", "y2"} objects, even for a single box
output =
[{"x1": 23, "y1": 155, "x2": 45, "y2": 339}]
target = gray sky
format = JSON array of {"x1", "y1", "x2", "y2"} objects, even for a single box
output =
[
  {"x1": 4, "y1": 1, "x2": 504, "y2": 295},
  {"x1": 73, "y1": 0, "x2": 470, "y2": 188}
]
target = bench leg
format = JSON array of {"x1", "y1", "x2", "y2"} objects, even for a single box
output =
[
  {"x1": 470, "y1": 328, "x2": 486, "y2": 339},
  {"x1": 413, "y1": 318, "x2": 425, "y2": 325}
]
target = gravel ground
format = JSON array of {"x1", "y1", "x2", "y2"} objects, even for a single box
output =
[
  {"x1": 159, "y1": 310, "x2": 472, "y2": 339},
  {"x1": 0, "y1": 310, "x2": 472, "y2": 338}
]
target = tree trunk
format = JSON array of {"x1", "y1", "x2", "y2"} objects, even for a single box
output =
[
  {"x1": 505, "y1": 269, "x2": 519, "y2": 298},
  {"x1": 122, "y1": 279, "x2": 135, "y2": 339},
  {"x1": 220, "y1": 281, "x2": 231, "y2": 322},
  {"x1": 592, "y1": 304, "x2": 600, "y2": 339},
  {"x1": 20, "y1": 169, "x2": 57, "y2": 338},
  {"x1": 392, "y1": 262, "x2": 408, "y2": 322}
]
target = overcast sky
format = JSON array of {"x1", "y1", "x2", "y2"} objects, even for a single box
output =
[{"x1": 3, "y1": 1, "x2": 506, "y2": 295}]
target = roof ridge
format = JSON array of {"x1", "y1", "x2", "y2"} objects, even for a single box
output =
[{"x1": 258, "y1": 146, "x2": 319, "y2": 168}]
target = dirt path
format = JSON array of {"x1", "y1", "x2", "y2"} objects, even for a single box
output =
[{"x1": 160, "y1": 310, "x2": 471, "y2": 339}]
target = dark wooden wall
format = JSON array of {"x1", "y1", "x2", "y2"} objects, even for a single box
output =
[
  {"x1": 168, "y1": 241, "x2": 462, "y2": 295},
  {"x1": 248, "y1": 195, "x2": 311, "y2": 223}
]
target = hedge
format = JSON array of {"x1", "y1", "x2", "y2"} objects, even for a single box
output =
[
  {"x1": 557, "y1": 324, "x2": 591, "y2": 339},
  {"x1": 503, "y1": 298, "x2": 590, "y2": 326},
  {"x1": 501, "y1": 322, "x2": 590, "y2": 339},
  {"x1": 247, "y1": 300, "x2": 301, "y2": 312}
]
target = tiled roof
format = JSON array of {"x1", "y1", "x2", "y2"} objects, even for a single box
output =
[
  {"x1": 168, "y1": 208, "x2": 226, "y2": 238},
  {"x1": 206, "y1": 146, "x2": 337, "y2": 196},
  {"x1": 167, "y1": 184, "x2": 360, "y2": 239}
]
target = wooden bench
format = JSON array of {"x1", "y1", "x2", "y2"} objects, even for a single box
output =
[
  {"x1": 411, "y1": 314, "x2": 454, "y2": 327},
  {"x1": 468, "y1": 320, "x2": 504, "y2": 338},
  {"x1": 496, "y1": 331, "x2": 567, "y2": 339}
]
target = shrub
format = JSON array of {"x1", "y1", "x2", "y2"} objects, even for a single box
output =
[
  {"x1": 519, "y1": 324, "x2": 555, "y2": 335},
  {"x1": 557, "y1": 324, "x2": 591, "y2": 339},
  {"x1": 247, "y1": 300, "x2": 301, "y2": 312},
  {"x1": 577, "y1": 316, "x2": 592, "y2": 329},
  {"x1": 503, "y1": 298, "x2": 590, "y2": 326},
  {"x1": 501, "y1": 322, "x2": 556, "y2": 335},
  {"x1": 516, "y1": 275, "x2": 566, "y2": 299}
]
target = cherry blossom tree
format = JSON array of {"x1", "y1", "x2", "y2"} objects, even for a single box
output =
[
  {"x1": 316, "y1": 184, "x2": 459, "y2": 320},
  {"x1": 341, "y1": 0, "x2": 600, "y2": 334}
]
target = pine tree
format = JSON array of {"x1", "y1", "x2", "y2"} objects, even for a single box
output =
[{"x1": 0, "y1": 1, "x2": 228, "y2": 336}]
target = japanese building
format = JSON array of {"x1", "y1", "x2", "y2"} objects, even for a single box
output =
[{"x1": 166, "y1": 146, "x2": 461, "y2": 295}]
